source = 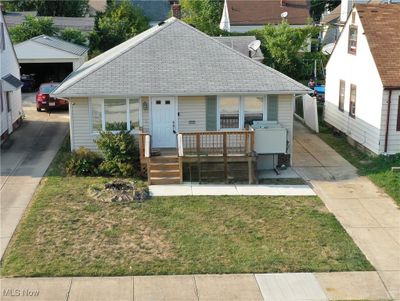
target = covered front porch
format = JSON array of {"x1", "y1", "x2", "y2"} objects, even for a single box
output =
[{"x1": 139, "y1": 130, "x2": 257, "y2": 185}]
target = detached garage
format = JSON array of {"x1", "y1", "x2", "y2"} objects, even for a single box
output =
[{"x1": 14, "y1": 35, "x2": 88, "y2": 89}]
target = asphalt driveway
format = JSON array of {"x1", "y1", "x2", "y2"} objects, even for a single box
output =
[{"x1": 0, "y1": 93, "x2": 69, "y2": 259}]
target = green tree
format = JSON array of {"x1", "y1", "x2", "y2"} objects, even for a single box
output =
[
  {"x1": 254, "y1": 21, "x2": 320, "y2": 80},
  {"x1": 180, "y1": 0, "x2": 223, "y2": 35},
  {"x1": 89, "y1": 0, "x2": 149, "y2": 54},
  {"x1": 2, "y1": 0, "x2": 88, "y2": 17},
  {"x1": 9, "y1": 15, "x2": 58, "y2": 43},
  {"x1": 310, "y1": 0, "x2": 341, "y2": 22},
  {"x1": 60, "y1": 28, "x2": 87, "y2": 45}
]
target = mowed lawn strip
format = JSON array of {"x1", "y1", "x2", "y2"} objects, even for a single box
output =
[
  {"x1": 1, "y1": 139, "x2": 373, "y2": 277},
  {"x1": 318, "y1": 126, "x2": 400, "y2": 206}
]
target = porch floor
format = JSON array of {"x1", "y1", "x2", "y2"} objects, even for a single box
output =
[{"x1": 149, "y1": 183, "x2": 315, "y2": 197}]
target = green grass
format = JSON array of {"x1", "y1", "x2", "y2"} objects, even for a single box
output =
[
  {"x1": 0, "y1": 137, "x2": 373, "y2": 277},
  {"x1": 318, "y1": 125, "x2": 400, "y2": 206}
]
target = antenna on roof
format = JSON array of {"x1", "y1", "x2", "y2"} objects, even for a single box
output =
[
  {"x1": 281, "y1": 11, "x2": 288, "y2": 19},
  {"x1": 248, "y1": 40, "x2": 261, "y2": 58}
]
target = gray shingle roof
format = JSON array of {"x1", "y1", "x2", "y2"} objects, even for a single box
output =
[
  {"x1": 53, "y1": 18, "x2": 309, "y2": 97},
  {"x1": 31, "y1": 35, "x2": 88, "y2": 56},
  {"x1": 213, "y1": 36, "x2": 264, "y2": 61}
]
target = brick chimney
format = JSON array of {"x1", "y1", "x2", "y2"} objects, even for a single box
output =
[{"x1": 172, "y1": 3, "x2": 181, "y2": 19}]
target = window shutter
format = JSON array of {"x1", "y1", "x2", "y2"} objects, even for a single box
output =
[
  {"x1": 206, "y1": 96, "x2": 217, "y2": 131},
  {"x1": 267, "y1": 95, "x2": 278, "y2": 121},
  {"x1": 397, "y1": 96, "x2": 400, "y2": 132}
]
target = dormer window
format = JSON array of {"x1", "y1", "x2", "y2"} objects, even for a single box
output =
[{"x1": 348, "y1": 25, "x2": 358, "y2": 55}]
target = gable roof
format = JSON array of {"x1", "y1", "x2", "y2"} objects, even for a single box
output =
[
  {"x1": 130, "y1": 0, "x2": 171, "y2": 22},
  {"x1": 356, "y1": 4, "x2": 400, "y2": 88},
  {"x1": 227, "y1": 0, "x2": 310, "y2": 26},
  {"x1": 213, "y1": 36, "x2": 264, "y2": 61},
  {"x1": 26, "y1": 35, "x2": 88, "y2": 56},
  {"x1": 53, "y1": 18, "x2": 309, "y2": 97}
]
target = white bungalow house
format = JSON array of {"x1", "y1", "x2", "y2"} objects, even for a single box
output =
[
  {"x1": 53, "y1": 17, "x2": 310, "y2": 184},
  {"x1": 324, "y1": 4, "x2": 400, "y2": 155},
  {"x1": 1, "y1": 11, "x2": 23, "y2": 143}
]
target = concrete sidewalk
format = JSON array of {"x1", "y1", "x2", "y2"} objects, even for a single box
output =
[
  {"x1": 0, "y1": 96, "x2": 69, "y2": 259},
  {"x1": 150, "y1": 183, "x2": 316, "y2": 197},
  {"x1": 0, "y1": 271, "x2": 391, "y2": 301},
  {"x1": 293, "y1": 121, "x2": 400, "y2": 300}
]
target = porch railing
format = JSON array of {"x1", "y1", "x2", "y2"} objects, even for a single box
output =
[{"x1": 178, "y1": 130, "x2": 254, "y2": 156}]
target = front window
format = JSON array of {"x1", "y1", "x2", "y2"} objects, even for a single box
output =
[
  {"x1": 244, "y1": 96, "x2": 263, "y2": 127},
  {"x1": 91, "y1": 98, "x2": 140, "y2": 133},
  {"x1": 129, "y1": 98, "x2": 140, "y2": 130},
  {"x1": 219, "y1": 97, "x2": 240, "y2": 129},
  {"x1": 349, "y1": 84, "x2": 356, "y2": 118},
  {"x1": 104, "y1": 99, "x2": 127, "y2": 131},
  {"x1": 339, "y1": 80, "x2": 345, "y2": 112},
  {"x1": 348, "y1": 25, "x2": 358, "y2": 55}
]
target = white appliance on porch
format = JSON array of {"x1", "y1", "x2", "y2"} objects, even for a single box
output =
[{"x1": 251, "y1": 121, "x2": 288, "y2": 173}]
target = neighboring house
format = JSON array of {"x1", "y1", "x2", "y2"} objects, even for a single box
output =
[
  {"x1": 3, "y1": 11, "x2": 95, "y2": 33},
  {"x1": 213, "y1": 36, "x2": 264, "y2": 62},
  {"x1": 53, "y1": 17, "x2": 310, "y2": 184},
  {"x1": 226, "y1": 0, "x2": 311, "y2": 33},
  {"x1": 324, "y1": 4, "x2": 400, "y2": 155},
  {"x1": 15, "y1": 35, "x2": 88, "y2": 85},
  {"x1": 0, "y1": 11, "x2": 23, "y2": 143}
]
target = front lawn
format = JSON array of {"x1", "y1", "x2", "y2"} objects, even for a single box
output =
[
  {"x1": 1, "y1": 139, "x2": 373, "y2": 276},
  {"x1": 318, "y1": 126, "x2": 400, "y2": 206}
]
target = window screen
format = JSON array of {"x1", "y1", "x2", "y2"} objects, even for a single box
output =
[
  {"x1": 349, "y1": 84, "x2": 356, "y2": 118},
  {"x1": 219, "y1": 97, "x2": 240, "y2": 129},
  {"x1": 244, "y1": 96, "x2": 263, "y2": 126},
  {"x1": 129, "y1": 98, "x2": 139, "y2": 131},
  {"x1": 91, "y1": 99, "x2": 102, "y2": 132},
  {"x1": 267, "y1": 95, "x2": 278, "y2": 121},
  {"x1": 339, "y1": 80, "x2": 345, "y2": 112},
  {"x1": 104, "y1": 99, "x2": 127, "y2": 131}
]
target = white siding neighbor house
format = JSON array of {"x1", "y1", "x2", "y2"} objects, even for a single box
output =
[
  {"x1": 53, "y1": 17, "x2": 310, "y2": 184},
  {"x1": 0, "y1": 11, "x2": 23, "y2": 143},
  {"x1": 325, "y1": 4, "x2": 400, "y2": 155}
]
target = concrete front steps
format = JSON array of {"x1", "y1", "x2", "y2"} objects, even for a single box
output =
[{"x1": 148, "y1": 156, "x2": 181, "y2": 185}]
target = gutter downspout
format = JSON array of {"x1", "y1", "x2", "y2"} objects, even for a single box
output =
[{"x1": 384, "y1": 89, "x2": 392, "y2": 153}]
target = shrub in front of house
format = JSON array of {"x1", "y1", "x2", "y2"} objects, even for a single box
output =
[
  {"x1": 66, "y1": 147, "x2": 102, "y2": 176},
  {"x1": 95, "y1": 131, "x2": 139, "y2": 177}
]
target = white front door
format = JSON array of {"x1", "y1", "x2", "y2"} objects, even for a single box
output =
[{"x1": 151, "y1": 97, "x2": 176, "y2": 148}]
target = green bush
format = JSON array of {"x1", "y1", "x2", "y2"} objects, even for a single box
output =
[
  {"x1": 66, "y1": 147, "x2": 102, "y2": 176},
  {"x1": 95, "y1": 131, "x2": 139, "y2": 177}
]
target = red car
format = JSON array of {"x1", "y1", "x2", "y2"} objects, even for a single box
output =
[{"x1": 36, "y1": 83, "x2": 68, "y2": 112}]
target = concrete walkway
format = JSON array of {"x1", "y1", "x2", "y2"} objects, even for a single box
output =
[
  {"x1": 293, "y1": 121, "x2": 400, "y2": 300},
  {"x1": 0, "y1": 271, "x2": 391, "y2": 301},
  {"x1": 0, "y1": 94, "x2": 69, "y2": 259},
  {"x1": 150, "y1": 183, "x2": 316, "y2": 196}
]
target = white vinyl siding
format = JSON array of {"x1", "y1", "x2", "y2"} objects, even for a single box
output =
[
  {"x1": 178, "y1": 96, "x2": 206, "y2": 132},
  {"x1": 278, "y1": 95, "x2": 294, "y2": 155},
  {"x1": 69, "y1": 98, "x2": 97, "y2": 151},
  {"x1": 379, "y1": 90, "x2": 400, "y2": 154}
]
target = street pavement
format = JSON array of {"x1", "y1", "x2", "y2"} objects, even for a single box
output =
[{"x1": 0, "y1": 93, "x2": 69, "y2": 259}]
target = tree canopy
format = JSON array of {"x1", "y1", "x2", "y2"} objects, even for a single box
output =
[
  {"x1": 89, "y1": 0, "x2": 149, "y2": 55},
  {"x1": 254, "y1": 21, "x2": 320, "y2": 80},
  {"x1": 310, "y1": 0, "x2": 341, "y2": 22},
  {"x1": 3, "y1": 0, "x2": 89, "y2": 17},
  {"x1": 59, "y1": 28, "x2": 87, "y2": 46},
  {"x1": 9, "y1": 16, "x2": 58, "y2": 44},
  {"x1": 180, "y1": 0, "x2": 223, "y2": 35}
]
